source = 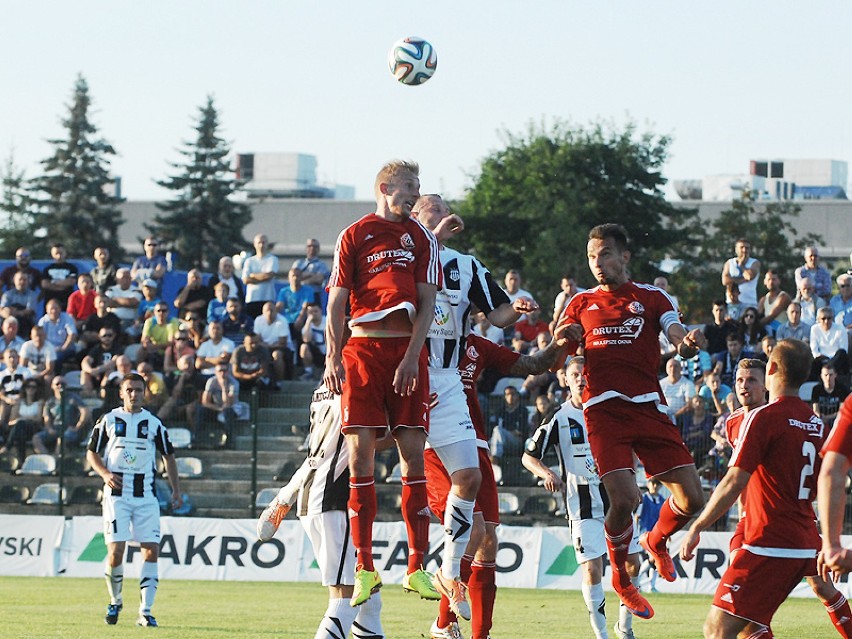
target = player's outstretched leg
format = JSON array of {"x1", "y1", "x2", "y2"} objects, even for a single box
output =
[
  {"x1": 350, "y1": 475, "x2": 382, "y2": 606},
  {"x1": 400, "y1": 474, "x2": 440, "y2": 600},
  {"x1": 468, "y1": 558, "x2": 496, "y2": 639},
  {"x1": 606, "y1": 523, "x2": 653, "y2": 619},
  {"x1": 257, "y1": 492, "x2": 291, "y2": 541}
]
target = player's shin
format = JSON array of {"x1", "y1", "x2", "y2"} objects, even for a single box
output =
[
  {"x1": 604, "y1": 523, "x2": 633, "y2": 591},
  {"x1": 349, "y1": 476, "x2": 377, "y2": 571},
  {"x1": 647, "y1": 495, "x2": 692, "y2": 549},
  {"x1": 581, "y1": 581, "x2": 608, "y2": 639},
  {"x1": 401, "y1": 475, "x2": 430, "y2": 572},
  {"x1": 469, "y1": 560, "x2": 496, "y2": 639},
  {"x1": 139, "y1": 561, "x2": 158, "y2": 614},
  {"x1": 104, "y1": 562, "x2": 123, "y2": 605},
  {"x1": 823, "y1": 590, "x2": 852, "y2": 639},
  {"x1": 353, "y1": 592, "x2": 385, "y2": 639},
  {"x1": 315, "y1": 598, "x2": 358, "y2": 639},
  {"x1": 441, "y1": 493, "x2": 475, "y2": 579}
]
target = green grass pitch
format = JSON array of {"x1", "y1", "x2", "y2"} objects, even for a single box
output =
[{"x1": 0, "y1": 576, "x2": 831, "y2": 638}]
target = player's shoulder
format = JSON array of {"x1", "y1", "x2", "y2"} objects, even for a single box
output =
[{"x1": 554, "y1": 400, "x2": 584, "y2": 423}]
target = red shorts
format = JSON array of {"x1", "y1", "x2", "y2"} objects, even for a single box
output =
[
  {"x1": 712, "y1": 549, "x2": 816, "y2": 627},
  {"x1": 584, "y1": 399, "x2": 695, "y2": 477},
  {"x1": 424, "y1": 446, "x2": 499, "y2": 525},
  {"x1": 341, "y1": 337, "x2": 429, "y2": 433},
  {"x1": 729, "y1": 518, "x2": 745, "y2": 554}
]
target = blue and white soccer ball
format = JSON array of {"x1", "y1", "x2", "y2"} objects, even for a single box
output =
[{"x1": 387, "y1": 36, "x2": 437, "y2": 86}]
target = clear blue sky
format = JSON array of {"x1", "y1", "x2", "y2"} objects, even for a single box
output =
[{"x1": 1, "y1": 2, "x2": 850, "y2": 201}]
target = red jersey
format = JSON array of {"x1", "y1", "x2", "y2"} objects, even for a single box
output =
[
  {"x1": 458, "y1": 334, "x2": 520, "y2": 441},
  {"x1": 724, "y1": 407, "x2": 747, "y2": 449},
  {"x1": 67, "y1": 290, "x2": 96, "y2": 321},
  {"x1": 730, "y1": 396, "x2": 825, "y2": 555},
  {"x1": 821, "y1": 395, "x2": 852, "y2": 461},
  {"x1": 328, "y1": 213, "x2": 441, "y2": 325},
  {"x1": 560, "y1": 281, "x2": 681, "y2": 408},
  {"x1": 514, "y1": 318, "x2": 549, "y2": 342}
]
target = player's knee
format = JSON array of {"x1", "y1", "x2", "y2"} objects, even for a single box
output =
[
  {"x1": 452, "y1": 467, "x2": 481, "y2": 497},
  {"x1": 807, "y1": 575, "x2": 835, "y2": 601},
  {"x1": 582, "y1": 558, "x2": 602, "y2": 583}
]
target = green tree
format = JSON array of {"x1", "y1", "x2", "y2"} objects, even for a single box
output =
[
  {"x1": 0, "y1": 153, "x2": 37, "y2": 254},
  {"x1": 455, "y1": 120, "x2": 700, "y2": 311},
  {"x1": 28, "y1": 74, "x2": 124, "y2": 259},
  {"x1": 148, "y1": 96, "x2": 251, "y2": 270},
  {"x1": 675, "y1": 192, "x2": 823, "y2": 322}
]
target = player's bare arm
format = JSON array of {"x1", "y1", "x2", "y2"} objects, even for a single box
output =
[
  {"x1": 86, "y1": 449, "x2": 123, "y2": 491},
  {"x1": 163, "y1": 454, "x2": 183, "y2": 509},
  {"x1": 323, "y1": 286, "x2": 349, "y2": 395},
  {"x1": 487, "y1": 295, "x2": 539, "y2": 328},
  {"x1": 819, "y1": 450, "x2": 852, "y2": 574},
  {"x1": 393, "y1": 281, "x2": 437, "y2": 396},
  {"x1": 509, "y1": 338, "x2": 569, "y2": 377},
  {"x1": 522, "y1": 452, "x2": 565, "y2": 493},
  {"x1": 680, "y1": 467, "x2": 750, "y2": 561},
  {"x1": 430, "y1": 213, "x2": 464, "y2": 241},
  {"x1": 667, "y1": 323, "x2": 706, "y2": 360}
]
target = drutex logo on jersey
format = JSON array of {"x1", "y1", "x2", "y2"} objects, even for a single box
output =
[{"x1": 589, "y1": 316, "x2": 645, "y2": 347}]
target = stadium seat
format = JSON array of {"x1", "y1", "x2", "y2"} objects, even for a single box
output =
[
  {"x1": 522, "y1": 494, "x2": 558, "y2": 516},
  {"x1": 0, "y1": 456, "x2": 21, "y2": 474},
  {"x1": 798, "y1": 381, "x2": 818, "y2": 402},
  {"x1": 273, "y1": 459, "x2": 300, "y2": 482},
  {"x1": 497, "y1": 492, "x2": 520, "y2": 515},
  {"x1": 67, "y1": 484, "x2": 103, "y2": 505},
  {"x1": 27, "y1": 483, "x2": 65, "y2": 505},
  {"x1": 175, "y1": 457, "x2": 203, "y2": 478},
  {"x1": 491, "y1": 463, "x2": 503, "y2": 486},
  {"x1": 0, "y1": 484, "x2": 29, "y2": 504},
  {"x1": 373, "y1": 461, "x2": 388, "y2": 483},
  {"x1": 59, "y1": 455, "x2": 87, "y2": 477},
  {"x1": 63, "y1": 370, "x2": 83, "y2": 390},
  {"x1": 17, "y1": 454, "x2": 57, "y2": 476},
  {"x1": 255, "y1": 487, "x2": 279, "y2": 508},
  {"x1": 491, "y1": 377, "x2": 526, "y2": 396},
  {"x1": 194, "y1": 428, "x2": 227, "y2": 450},
  {"x1": 81, "y1": 396, "x2": 104, "y2": 412},
  {"x1": 386, "y1": 463, "x2": 403, "y2": 484},
  {"x1": 169, "y1": 427, "x2": 192, "y2": 449},
  {"x1": 377, "y1": 491, "x2": 402, "y2": 512}
]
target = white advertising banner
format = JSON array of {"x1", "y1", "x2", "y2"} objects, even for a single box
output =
[{"x1": 0, "y1": 514, "x2": 65, "y2": 577}]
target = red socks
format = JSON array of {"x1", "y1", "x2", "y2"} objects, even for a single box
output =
[
  {"x1": 605, "y1": 522, "x2": 633, "y2": 592},
  {"x1": 469, "y1": 560, "x2": 496, "y2": 639},
  {"x1": 349, "y1": 476, "x2": 376, "y2": 571},
  {"x1": 647, "y1": 496, "x2": 692, "y2": 550},
  {"x1": 824, "y1": 590, "x2": 852, "y2": 639},
  {"x1": 401, "y1": 475, "x2": 430, "y2": 573}
]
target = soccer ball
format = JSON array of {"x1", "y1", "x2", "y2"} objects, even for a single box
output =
[{"x1": 387, "y1": 36, "x2": 437, "y2": 86}]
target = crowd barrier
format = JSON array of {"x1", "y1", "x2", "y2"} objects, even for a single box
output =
[{"x1": 1, "y1": 514, "x2": 847, "y2": 598}]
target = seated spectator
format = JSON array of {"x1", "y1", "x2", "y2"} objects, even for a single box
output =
[
  {"x1": 675, "y1": 346, "x2": 713, "y2": 385},
  {"x1": 756, "y1": 269, "x2": 791, "y2": 335},
  {"x1": 725, "y1": 283, "x2": 746, "y2": 322},
  {"x1": 40, "y1": 242, "x2": 78, "y2": 309},
  {"x1": 528, "y1": 394, "x2": 554, "y2": 432},
  {"x1": 106, "y1": 268, "x2": 143, "y2": 336},
  {"x1": 680, "y1": 395, "x2": 715, "y2": 464},
  {"x1": 195, "y1": 320, "x2": 235, "y2": 377},
  {"x1": 737, "y1": 307, "x2": 766, "y2": 355},
  {"x1": 173, "y1": 268, "x2": 212, "y2": 319},
  {"x1": 101, "y1": 354, "x2": 133, "y2": 406},
  {"x1": 208, "y1": 256, "x2": 244, "y2": 303},
  {"x1": 140, "y1": 302, "x2": 181, "y2": 368},
  {"x1": 276, "y1": 267, "x2": 313, "y2": 354},
  {"x1": 0, "y1": 272, "x2": 38, "y2": 337},
  {"x1": 254, "y1": 302, "x2": 293, "y2": 381},
  {"x1": 513, "y1": 308, "x2": 549, "y2": 348},
  {"x1": 299, "y1": 302, "x2": 326, "y2": 381},
  {"x1": 292, "y1": 238, "x2": 331, "y2": 293},
  {"x1": 131, "y1": 236, "x2": 167, "y2": 291},
  {"x1": 33, "y1": 375, "x2": 90, "y2": 453},
  {"x1": 136, "y1": 361, "x2": 167, "y2": 412},
  {"x1": 89, "y1": 246, "x2": 117, "y2": 295},
  {"x1": 163, "y1": 327, "x2": 197, "y2": 375},
  {"x1": 207, "y1": 281, "x2": 230, "y2": 325},
  {"x1": 811, "y1": 362, "x2": 850, "y2": 429},
  {"x1": 231, "y1": 333, "x2": 275, "y2": 391},
  {"x1": 159, "y1": 354, "x2": 205, "y2": 430},
  {"x1": 810, "y1": 307, "x2": 850, "y2": 379},
  {"x1": 775, "y1": 301, "x2": 810, "y2": 343},
  {"x1": 703, "y1": 299, "x2": 738, "y2": 357},
  {"x1": 136, "y1": 279, "x2": 163, "y2": 326},
  {"x1": 199, "y1": 362, "x2": 240, "y2": 446},
  {"x1": 795, "y1": 245, "x2": 832, "y2": 301},
  {"x1": 221, "y1": 297, "x2": 253, "y2": 344},
  {"x1": 546, "y1": 365, "x2": 570, "y2": 406},
  {"x1": 660, "y1": 358, "x2": 695, "y2": 427},
  {"x1": 20, "y1": 326, "x2": 56, "y2": 391},
  {"x1": 756, "y1": 334, "x2": 777, "y2": 363},
  {"x1": 38, "y1": 299, "x2": 78, "y2": 368},
  {"x1": 830, "y1": 273, "x2": 852, "y2": 338},
  {"x1": 796, "y1": 277, "x2": 826, "y2": 328},
  {"x1": 0, "y1": 379, "x2": 44, "y2": 465},
  {"x1": 488, "y1": 386, "x2": 528, "y2": 478},
  {"x1": 712, "y1": 333, "x2": 745, "y2": 388},
  {"x1": 180, "y1": 311, "x2": 207, "y2": 350},
  {"x1": 551, "y1": 274, "x2": 581, "y2": 332},
  {"x1": 66, "y1": 273, "x2": 97, "y2": 331},
  {"x1": 0, "y1": 348, "x2": 33, "y2": 439},
  {"x1": 80, "y1": 328, "x2": 120, "y2": 394},
  {"x1": 472, "y1": 311, "x2": 504, "y2": 345},
  {"x1": 520, "y1": 333, "x2": 556, "y2": 398},
  {"x1": 0, "y1": 246, "x2": 42, "y2": 293},
  {"x1": 0, "y1": 317, "x2": 26, "y2": 354},
  {"x1": 80, "y1": 293, "x2": 123, "y2": 348},
  {"x1": 698, "y1": 370, "x2": 731, "y2": 419},
  {"x1": 510, "y1": 331, "x2": 530, "y2": 355}
]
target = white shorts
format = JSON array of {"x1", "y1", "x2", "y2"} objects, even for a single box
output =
[
  {"x1": 426, "y1": 368, "x2": 476, "y2": 449},
  {"x1": 431, "y1": 439, "x2": 480, "y2": 476},
  {"x1": 300, "y1": 511, "x2": 356, "y2": 587},
  {"x1": 103, "y1": 496, "x2": 161, "y2": 545},
  {"x1": 569, "y1": 517, "x2": 641, "y2": 564}
]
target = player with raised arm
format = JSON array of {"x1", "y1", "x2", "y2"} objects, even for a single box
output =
[
  {"x1": 410, "y1": 194, "x2": 536, "y2": 630},
  {"x1": 324, "y1": 160, "x2": 441, "y2": 607},
  {"x1": 523, "y1": 356, "x2": 641, "y2": 639},
  {"x1": 257, "y1": 384, "x2": 385, "y2": 639},
  {"x1": 680, "y1": 339, "x2": 826, "y2": 639},
  {"x1": 86, "y1": 373, "x2": 182, "y2": 628},
  {"x1": 820, "y1": 395, "x2": 852, "y2": 576},
  {"x1": 553, "y1": 223, "x2": 706, "y2": 619}
]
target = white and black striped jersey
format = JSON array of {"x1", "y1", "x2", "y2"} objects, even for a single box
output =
[
  {"x1": 282, "y1": 384, "x2": 349, "y2": 518},
  {"x1": 426, "y1": 247, "x2": 509, "y2": 370},
  {"x1": 524, "y1": 401, "x2": 608, "y2": 521},
  {"x1": 88, "y1": 408, "x2": 173, "y2": 500}
]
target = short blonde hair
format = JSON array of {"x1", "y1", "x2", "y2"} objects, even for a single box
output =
[{"x1": 374, "y1": 160, "x2": 419, "y2": 198}]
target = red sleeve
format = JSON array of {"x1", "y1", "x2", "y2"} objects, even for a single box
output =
[
  {"x1": 822, "y1": 395, "x2": 852, "y2": 461},
  {"x1": 477, "y1": 335, "x2": 521, "y2": 376},
  {"x1": 731, "y1": 411, "x2": 770, "y2": 474},
  {"x1": 329, "y1": 226, "x2": 355, "y2": 291},
  {"x1": 412, "y1": 221, "x2": 442, "y2": 288}
]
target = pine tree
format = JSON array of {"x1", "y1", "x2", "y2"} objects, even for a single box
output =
[
  {"x1": 0, "y1": 153, "x2": 37, "y2": 255},
  {"x1": 28, "y1": 74, "x2": 124, "y2": 259},
  {"x1": 148, "y1": 96, "x2": 251, "y2": 270}
]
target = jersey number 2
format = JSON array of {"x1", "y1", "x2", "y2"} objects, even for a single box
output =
[{"x1": 798, "y1": 441, "x2": 816, "y2": 500}]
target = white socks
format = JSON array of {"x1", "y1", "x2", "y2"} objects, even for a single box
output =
[
  {"x1": 353, "y1": 593, "x2": 384, "y2": 639},
  {"x1": 582, "y1": 581, "x2": 609, "y2": 639},
  {"x1": 139, "y1": 561, "x2": 159, "y2": 615},
  {"x1": 441, "y1": 492, "x2": 475, "y2": 579},
  {"x1": 104, "y1": 563, "x2": 123, "y2": 605},
  {"x1": 314, "y1": 595, "x2": 384, "y2": 639}
]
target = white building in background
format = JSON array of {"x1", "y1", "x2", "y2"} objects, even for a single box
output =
[
  {"x1": 675, "y1": 158, "x2": 848, "y2": 202},
  {"x1": 234, "y1": 152, "x2": 355, "y2": 200}
]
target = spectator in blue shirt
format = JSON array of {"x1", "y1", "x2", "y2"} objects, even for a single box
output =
[
  {"x1": 38, "y1": 299, "x2": 78, "y2": 367},
  {"x1": 131, "y1": 236, "x2": 167, "y2": 290},
  {"x1": 221, "y1": 297, "x2": 253, "y2": 344}
]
